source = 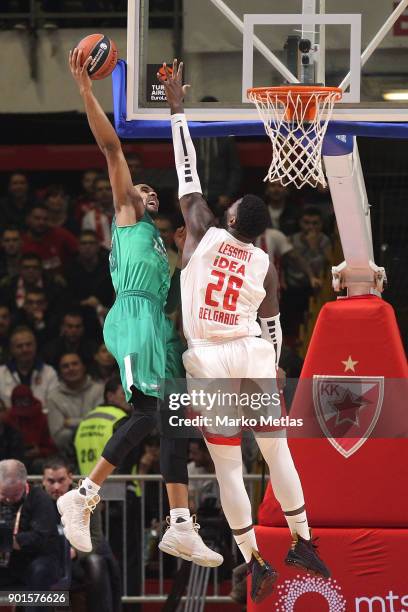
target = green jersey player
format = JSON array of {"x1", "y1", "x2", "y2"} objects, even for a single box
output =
[{"x1": 57, "y1": 48, "x2": 222, "y2": 569}]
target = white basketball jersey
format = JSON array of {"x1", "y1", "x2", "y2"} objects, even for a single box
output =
[{"x1": 181, "y1": 227, "x2": 270, "y2": 342}]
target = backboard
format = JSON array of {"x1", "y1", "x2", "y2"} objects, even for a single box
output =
[{"x1": 126, "y1": 0, "x2": 408, "y2": 123}]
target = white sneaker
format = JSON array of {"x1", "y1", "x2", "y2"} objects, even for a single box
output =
[
  {"x1": 158, "y1": 516, "x2": 223, "y2": 567},
  {"x1": 56, "y1": 483, "x2": 100, "y2": 553}
]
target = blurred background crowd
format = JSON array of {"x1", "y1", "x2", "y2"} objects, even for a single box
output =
[{"x1": 0, "y1": 149, "x2": 345, "y2": 474}]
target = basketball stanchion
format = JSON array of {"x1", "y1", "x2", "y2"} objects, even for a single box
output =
[{"x1": 247, "y1": 85, "x2": 342, "y2": 188}]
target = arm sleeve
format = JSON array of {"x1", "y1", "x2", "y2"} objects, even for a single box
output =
[
  {"x1": 259, "y1": 313, "x2": 282, "y2": 367},
  {"x1": 170, "y1": 113, "x2": 202, "y2": 199}
]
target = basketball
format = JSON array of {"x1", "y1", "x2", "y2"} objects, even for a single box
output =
[
  {"x1": 77, "y1": 33, "x2": 118, "y2": 80},
  {"x1": 158, "y1": 65, "x2": 173, "y2": 81}
]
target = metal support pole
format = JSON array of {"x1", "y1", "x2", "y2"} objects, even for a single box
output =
[
  {"x1": 209, "y1": 0, "x2": 299, "y2": 84},
  {"x1": 317, "y1": 0, "x2": 326, "y2": 85},
  {"x1": 339, "y1": 0, "x2": 408, "y2": 92}
]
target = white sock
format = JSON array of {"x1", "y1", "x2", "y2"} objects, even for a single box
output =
[
  {"x1": 80, "y1": 477, "x2": 100, "y2": 496},
  {"x1": 284, "y1": 509, "x2": 310, "y2": 540},
  {"x1": 233, "y1": 528, "x2": 258, "y2": 563},
  {"x1": 170, "y1": 507, "x2": 191, "y2": 525}
]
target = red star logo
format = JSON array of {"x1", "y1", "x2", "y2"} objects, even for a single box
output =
[{"x1": 331, "y1": 390, "x2": 370, "y2": 427}]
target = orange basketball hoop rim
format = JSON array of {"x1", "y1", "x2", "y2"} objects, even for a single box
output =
[{"x1": 247, "y1": 85, "x2": 342, "y2": 122}]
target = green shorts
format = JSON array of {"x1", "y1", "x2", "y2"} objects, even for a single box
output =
[{"x1": 104, "y1": 291, "x2": 185, "y2": 400}]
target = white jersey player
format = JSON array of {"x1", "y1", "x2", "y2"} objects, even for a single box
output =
[{"x1": 161, "y1": 59, "x2": 330, "y2": 604}]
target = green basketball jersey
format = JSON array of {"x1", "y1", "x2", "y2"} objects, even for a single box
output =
[{"x1": 109, "y1": 212, "x2": 170, "y2": 304}]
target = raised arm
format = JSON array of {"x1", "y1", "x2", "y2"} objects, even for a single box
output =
[
  {"x1": 160, "y1": 60, "x2": 215, "y2": 263},
  {"x1": 258, "y1": 262, "x2": 282, "y2": 368},
  {"x1": 69, "y1": 48, "x2": 143, "y2": 225}
]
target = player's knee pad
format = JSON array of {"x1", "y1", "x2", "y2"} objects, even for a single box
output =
[
  {"x1": 102, "y1": 392, "x2": 158, "y2": 466},
  {"x1": 160, "y1": 436, "x2": 188, "y2": 484},
  {"x1": 205, "y1": 440, "x2": 252, "y2": 530}
]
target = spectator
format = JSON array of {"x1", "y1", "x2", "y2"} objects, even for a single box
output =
[
  {"x1": 74, "y1": 376, "x2": 143, "y2": 608},
  {"x1": 0, "y1": 172, "x2": 33, "y2": 233},
  {"x1": 7, "y1": 385, "x2": 56, "y2": 474},
  {"x1": 81, "y1": 175, "x2": 113, "y2": 250},
  {"x1": 256, "y1": 227, "x2": 322, "y2": 295},
  {"x1": 74, "y1": 375, "x2": 130, "y2": 474},
  {"x1": 43, "y1": 184, "x2": 79, "y2": 235},
  {"x1": 64, "y1": 230, "x2": 114, "y2": 318},
  {"x1": 43, "y1": 310, "x2": 98, "y2": 368},
  {"x1": 0, "y1": 252, "x2": 67, "y2": 314},
  {"x1": 0, "y1": 400, "x2": 25, "y2": 462},
  {"x1": 42, "y1": 456, "x2": 121, "y2": 612},
  {"x1": 22, "y1": 205, "x2": 78, "y2": 275},
  {"x1": 46, "y1": 352, "x2": 103, "y2": 454},
  {"x1": 74, "y1": 169, "x2": 99, "y2": 223},
  {"x1": 264, "y1": 182, "x2": 300, "y2": 235},
  {"x1": 15, "y1": 288, "x2": 56, "y2": 349},
  {"x1": 302, "y1": 183, "x2": 335, "y2": 235},
  {"x1": 88, "y1": 343, "x2": 118, "y2": 383},
  {"x1": 0, "y1": 305, "x2": 12, "y2": 365},
  {"x1": 0, "y1": 227, "x2": 22, "y2": 280},
  {"x1": 0, "y1": 460, "x2": 60, "y2": 610},
  {"x1": 282, "y1": 206, "x2": 332, "y2": 337},
  {"x1": 195, "y1": 122, "x2": 241, "y2": 214},
  {"x1": 154, "y1": 214, "x2": 178, "y2": 275},
  {"x1": 256, "y1": 226, "x2": 295, "y2": 287},
  {"x1": 0, "y1": 326, "x2": 58, "y2": 408}
]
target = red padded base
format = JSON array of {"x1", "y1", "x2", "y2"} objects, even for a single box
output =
[{"x1": 248, "y1": 526, "x2": 408, "y2": 611}]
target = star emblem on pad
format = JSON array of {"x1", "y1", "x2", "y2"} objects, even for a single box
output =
[
  {"x1": 341, "y1": 355, "x2": 358, "y2": 372},
  {"x1": 332, "y1": 390, "x2": 370, "y2": 427}
]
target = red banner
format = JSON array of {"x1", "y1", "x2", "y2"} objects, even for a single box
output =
[{"x1": 248, "y1": 527, "x2": 408, "y2": 611}]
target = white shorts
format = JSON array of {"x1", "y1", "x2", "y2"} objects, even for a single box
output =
[
  {"x1": 182, "y1": 337, "x2": 281, "y2": 442},
  {"x1": 182, "y1": 336, "x2": 277, "y2": 379}
]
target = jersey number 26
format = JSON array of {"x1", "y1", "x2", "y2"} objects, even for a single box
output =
[{"x1": 204, "y1": 270, "x2": 243, "y2": 312}]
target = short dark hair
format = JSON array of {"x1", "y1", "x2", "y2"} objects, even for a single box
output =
[
  {"x1": 2, "y1": 226, "x2": 21, "y2": 237},
  {"x1": 62, "y1": 310, "x2": 84, "y2": 322},
  {"x1": 43, "y1": 456, "x2": 73, "y2": 473},
  {"x1": 21, "y1": 252, "x2": 42, "y2": 265},
  {"x1": 25, "y1": 288, "x2": 47, "y2": 299},
  {"x1": 301, "y1": 206, "x2": 323, "y2": 219},
  {"x1": 43, "y1": 184, "x2": 65, "y2": 200},
  {"x1": 10, "y1": 325, "x2": 35, "y2": 341},
  {"x1": 235, "y1": 194, "x2": 270, "y2": 239},
  {"x1": 58, "y1": 351, "x2": 83, "y2": 366},
  {"x1": 28, "y1": 204, "x2": 48, "y2": 214},
  {"x1": 104, "y1": 374, "x2": 123, "y2": 404}
]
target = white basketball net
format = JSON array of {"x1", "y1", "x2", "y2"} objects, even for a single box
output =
[{"x1": 248, "y1": 88, "x2": 341, "y2": 189}]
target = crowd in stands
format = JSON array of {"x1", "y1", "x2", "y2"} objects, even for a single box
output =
[
  {"x1": 0, "y1": 152, "x2": 338, "y2": 474},
  {"x1": 0, "y1": 148, "x2": 339, "y2": 608}
]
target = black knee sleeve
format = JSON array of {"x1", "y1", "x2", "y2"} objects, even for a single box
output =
[
  {"x1": 102, "y1": 388, "x2": 158, "y2": 466},
  {"x1": 160, "y1": 435, "x2": 189, "y2": 485}
]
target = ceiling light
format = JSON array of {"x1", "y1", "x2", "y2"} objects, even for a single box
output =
[{"x1": 383, "y1": 91, "x2": 408, "y2": 101}]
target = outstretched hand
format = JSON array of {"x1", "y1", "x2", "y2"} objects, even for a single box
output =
[
  {"x1": 69, "y1": 48, "x2": 93, "y2": 95},
  {"x1": 157, "y1": 59, "x2": 190, "y2": 114}
]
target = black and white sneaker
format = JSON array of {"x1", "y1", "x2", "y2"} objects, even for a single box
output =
[
  {"x1": 247, "y1": 550, "x2": 278, "y2": 603},
  {"x1": 285, "y1": 531, "x2": 330, "y2": 578}
]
